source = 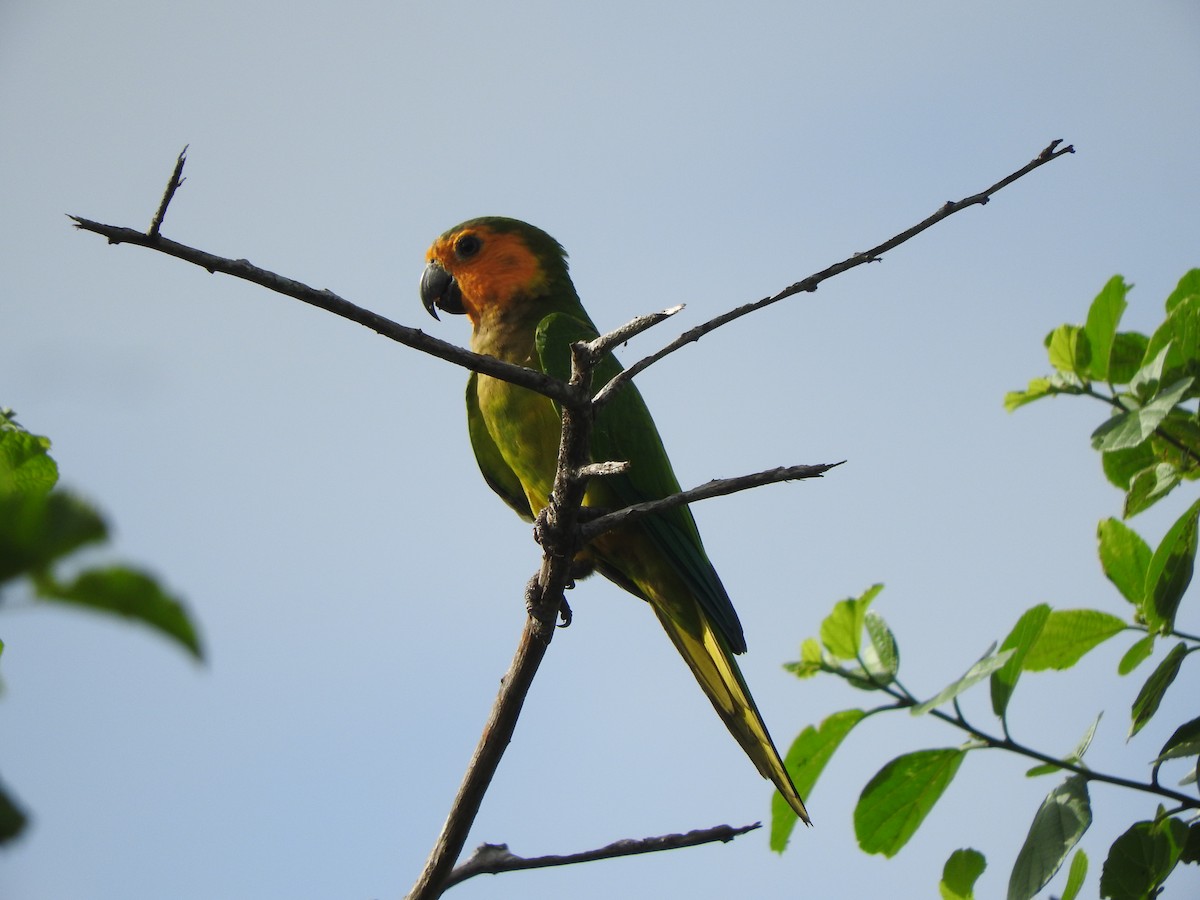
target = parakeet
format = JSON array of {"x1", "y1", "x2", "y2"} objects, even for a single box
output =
[{"x1": 420, "y1": 216, "x2": 809, "y2": 822}]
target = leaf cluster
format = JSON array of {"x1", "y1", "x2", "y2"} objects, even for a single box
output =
[
  {"x1": 774, "y1": 273, "x2": 1200, "y2": 899},
  {"x1": 0, "y1": 408, "x2": 201, "y2": 844}
]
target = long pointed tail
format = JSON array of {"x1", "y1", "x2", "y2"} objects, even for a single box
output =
[{"x1": 653, "y1": 606, "x2": 811, "y2": 824}]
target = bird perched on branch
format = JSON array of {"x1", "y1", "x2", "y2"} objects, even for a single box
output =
[{"x1": 420, "y1": 216, "x2": 809, "y2": 823}]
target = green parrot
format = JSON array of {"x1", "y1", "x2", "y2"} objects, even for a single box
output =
[{"x1": 420, "y1": 217, "x2": 809, "y2": 823}]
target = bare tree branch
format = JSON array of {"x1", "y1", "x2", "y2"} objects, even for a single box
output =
[
  {"x1": 579, "y1": 462, "x2": 844, "y2": 542},
  {"x1": 591, "y1": 139, "x2": 1075, "y2": 410},
  {"x1": 148, "y1": 145, "x2": 188, "y2": 239},
  {"x1": 443, "y1": 822, "x2": 761, "y2": 889},
  {"x1": 68, "y1": 215, "x2": 575, "y2": 405}
]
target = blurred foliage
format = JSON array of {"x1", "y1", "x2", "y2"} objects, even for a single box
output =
[
  {"x1": 0, "y1": 408, "x2": 201, "y2": 844},
  {"x1": 774, "y1": 272, "x2": 1200, "y2": 899}
]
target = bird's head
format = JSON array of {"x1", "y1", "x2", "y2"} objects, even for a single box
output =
[{"x1": 420, "y1": 217, "x2": 574, "y2": 326}]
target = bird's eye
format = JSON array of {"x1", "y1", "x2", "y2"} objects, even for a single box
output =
[{"x1": 455, "y1": 234, "x2": 482, "y2": 259}]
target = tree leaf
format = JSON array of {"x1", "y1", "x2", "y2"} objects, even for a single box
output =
[
  {"x1": 35, "y1": 566, "x2": 203, "y2": 660},
  {"x1": 1129, "y1": 642, "x2": 1187, "y2": 738},
  {"x1": 991, "y1": 604, "x2": 1051, "y2": 718},
  {"x1": 770, "y1": 709, "x2": 865, "y2": 851},
  {"x1": 1085, "y1": 275, "x2": 1129, "y2": 381},
  {"x1": 0, "y1": 491, "x2": 107, "y2": 583},
  {"x1": 1047, "y1": 324, "x2": 1092, "y2": 378},
  {"x1": 819, "y1": 584, "x2": 883, "y2": 660},
  {"x1": 1090, "y1": 377, "x2": 1193, "y2": 452},
  {"x1": 855, "y1": 748, "x2": 966, "y2": 857},
  {"x1": 1097, "y1": 519, "x2": 1151, "y2": 605},
  {"x1": 1021, "y1": 610, "x2": 1126, "y2": 671},
  {"x1": 1109, "y1": 332, "x2": 1150, "y2": 385},
  {"x1": 1117, "y1": 634, "x2": 1155, "y2": 675},
  {"x1": 1142, "y1": 497, "x2": 1200, "y2": 633},
  {"x1": 1100, "y1": 818, "x2": 1188, "y2": 899},
  {"x1": 1005, "y1": 378, "x2": 1055, "y2": 412},
  {"x1": 940, "y1": 848, "x2": 986, "y2": 900},
  {"x1": 1155, "y1": 715, "x2": 1200, "y2": 763},
  {"x1": 0, "y1": 421, "x2": 58, "y2": 497},
  {"x1": 912, "y1": 647, "x2": 1012, "y2": 716},
  {"x1": 0, "y1": 779, "x2": 27, "y2": 844},
  {"x1": 1123, "y1": 463, "x2": 1180, "y2": 518},
  {"x1": 1007, "y1": 775, "x2": 1092, "y2": 900},
  {"x1": 1102, "y1": 442, "x2": 1156, "y2": 491},
  {"x1": 1060, "y1": 849, "x2": 1089, "y2": 900},
  {"x1": 1164, "y1": 268, "x2": 1200, "y2": 314},
  {"x1": 863, "y1": 610, "x2": 899, "y2": 684},
  {"x1": 1023, "y1": 715, "x2": 1101, "y2": 777}
]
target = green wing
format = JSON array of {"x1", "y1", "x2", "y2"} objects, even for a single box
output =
[
  {"x1": 466, "y1": 371, "x2": 534, "y2": 521},
  {"x1": 535, "y1": 312, "x2": 747, "y2": 653}
]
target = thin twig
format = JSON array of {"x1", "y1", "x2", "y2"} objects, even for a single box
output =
[
  {"x1": 579, "y1": 462, "x2": 844, "y2": 542},
  {"x1": 592, "y1": 139, "x2": 1075, "y2": 410},
  {"x1": 148, "y1": 145, "x2": 188, "y2": 239},
  {"x1": 443, "y1": 822, "x2": 761, "y2": 889},
  {"x1": 68, "y1": 215, "x2": 574, "y2": 405}
]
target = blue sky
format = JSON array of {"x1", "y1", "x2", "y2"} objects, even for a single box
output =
[{"x1": 3, "y1": 2, "x2": 1198, "y2": 897}]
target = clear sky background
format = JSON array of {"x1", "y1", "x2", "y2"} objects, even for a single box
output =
[{"x1": 3, "y1": 2, "x2": 1198, "y2": 898}]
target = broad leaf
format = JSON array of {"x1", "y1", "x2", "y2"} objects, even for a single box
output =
[
  {"x1": 1061, "y1": 849, "x2": 1088, "y2": 900},
  {"x1": 1109, "y1": 332, "x2": 1150, "y2": 384},
  {"x1": 36, "y1": 566, "x2": 203, "y2": 660},
  {"x1": 1008, "y1": 775, "x2": 1092, "y2": 900},
  {"x1": 1142, "y1": 497, "x2": 1200, "y2": 633},
  {"x1": 1021, "y1": 610, "x2": 1126, "y2": 671},
  {"x1": 991, "y1": 604, "x2": 1051, "y2": 718},
  {"x1": 1084, "y1": 275, "x2": 1129, "y2": 381},
  {"x1": 0, "y1": 780, "x2": 27, "y2": 844},
  {"x1": 0, "y1": 423, "x2": 58, "y2": 496},
  {"x1": 940, "y1": 848, "x2": 986, "y2": 900},
  {"x1": 1123, "y1": 463, "x2": 1180, "y2": 518},
  {"x1": 1097, "y1": 519, "x2": 1151, "y2": 605},
  {"x1": 1090, "y1": 377, "x2": 1192, "y2": 452},
  {"x1": 1129, "y1": 643, "x2": 1187, "y2": 738},
  {"x1": 0, "y1": 491, "x2": 107, "y2": 583},
  {"x1": 1046, "y1": 325, "x2": 1092, "y2": 377},
  {"x1": 770, "y1": 709, "x2": 865, "y2": 851},
  {"x1": 1004, "y1": 378, "x2": 1055, "y2": 412},
  {"x1": 863, "y1": 610, "x2": 898, "y2": 684},
  {"x1": 1155, "y1": 715, "x2": 1200, "y2": 763},
  {"x1": 1164, "y1": 268, "x2": 1200, "y2": 314},
  {"x1": 1101, "y1": 442, "x2": 1156, "y2": 491},
  {"x1": 912, "y1": 647, "x2": 1012, "y2": 716},
  {"x1": 1100, "y1": 817, "x2": 1188, "y2": 899},
  {"x1": 1117, "y1": 634, "x2": 1155, "y2": 675},
  {"x1": 819, "y1": 584, "x2": 882, "y2": 660},
  {"x1": 855, "y1": 748, "x2": 966, "y2": 857}
]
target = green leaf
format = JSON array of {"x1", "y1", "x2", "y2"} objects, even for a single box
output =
[
  {"x1": 1164, "y1": 268, "x2": 1200, "y2": 314},
  {"x1": 912, "y1": 646, "x2": 1013, "y2": 716},
  {"x1": 1021, "y1": 610, "x2": 1126, "y2": 671},
  {"x1": 854, "y1": 748, "x2": 966, "y2": 857},
  {"x1": 1024, "y1": 715, "x2": 1102, "y2": 777},
  {"x1": 1007, "y1": 775, "x2": 1092, "y2": 900},
  {"x1": 1155, "y1": 715, "x2": 1200, "y2": 762},
  {"x1": 1129, "y1": 642, "x2": 1188, "y2": 738},
  {"x1": 770, "y1": 708, "x2": 865, "y2": 851},
  {"x1": 1061, "y1": 849, "x2": 1089, "y2": 900},
  {"x1": 1091, "y1": 377, "x2": 1193, "y2": 452},
  {"x1": 1117, "y1": 634, "x2": 1155, "y2": 675},
  {"x1": 1047, "y1": 324, "x2": 1092, "y2": 378},
  {"x1": 1181, "y1": 822, "x2": 1200, "y2": 865},
  {"x1": 862, "y1": 610, "x2": 898, "y2": 684},
  {"x1": 0, "y1": 777, "x2": 28, "y2": 844},
  {"x1": 1004, "y1": 377, "x2": 1056, "y2": 412},
  {"x1": 784, "y1": 637, "x2": 824, "y2": 679},
  {"x1": 1123, "y1": 463, "x2": 1180, "y2": 518},
  {"x1": 991, "y1": 604, "x2": 1051, "y2": 718},
  {"x1": 1130, "y1": 344, "x2": 1172, "y2": 401},
  {"x1": 1097, "y1": 519, "x2": 1151, "y2": 604},
  {"x1": 1142, "y1": 497, "x2": 1200, "y2": 633},
  {"x1": 1109, "y1": 332, "x2": 1150, "y2": 384},
  {"x1": 0, "y1": 491, "x2": 107, "y2": 583},
  {"x1": 1085, "y1": 275, "x2": 1130, "y2": 381},
  {"x1": 818, "y1": 584, "x2": 882, "y2": 660},
  {"x1": 0, "y1": 422, "x2": 58, "y2": 497},
  {"x1": 940, "y1": 848, "x2": 986, "y2": 900},
  {"x1": 1102, "y1": 442, "x2": 1156, "y2": 491},
  {"x1": 1100, "y1": 818, "x2": 1188, "y2": 899},
  {"x1": 36, "y1": 566, "x2": 203, "y2": 660}
]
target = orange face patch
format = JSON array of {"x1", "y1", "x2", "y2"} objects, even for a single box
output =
[{"x1": 426, "y1": 225, "x2": 548, "y2": 323}]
